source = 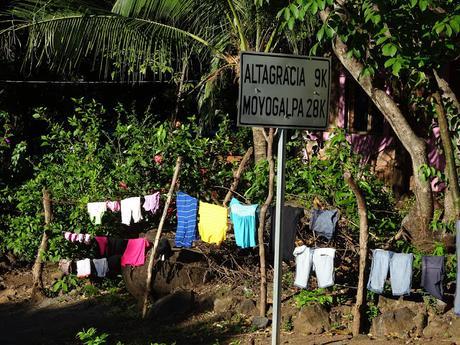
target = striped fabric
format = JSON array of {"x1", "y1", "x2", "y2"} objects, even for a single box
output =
[{"x1": 175, "y1": 191, "x2": 198, "y2": 248}]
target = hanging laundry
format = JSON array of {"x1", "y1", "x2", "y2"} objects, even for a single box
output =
[
  {"x1": 107, "y1": 238, "x2": 128, "y2": 256},
  {"x1": 270, "y1": 206, "x2": 304, "y2": 261},
  {"x1": 198, "y1": 201, "x2": 228, "y2": 245},
  {"x1": 312, "y1": 248, "x2": 336, "y2": 288},
  {"x1": 389, "y1": 253, "x2": 413, "y2": 296},
  {"x1": 143, "y1": 192, "x2": 160, "y2": 214},
  {"x1": 156, "y1": 238, "x2": 172, "y2": 261},
  {"x1": 293, "y1": 245, "x2": 313, "y2": 289},
  {"x1": 121, "y1": 197, "x2": 143, "y2": 225},
  {"x1": 121, "y1": 238, "x2": 150, "y2": 267},
  {"x1": 107, "y1": 255, "x2": 122, "y2": 276},
  {"x1": 84, "y1": 233, "x2": 91, "y2": 245},
  {"x1": 367, "y1": 249, "x2": 392, "y2": 294},
  {"x1": 77, "y1": 233, "x2": 84, "y2": 243},
  {"x1": 106, "y1": 200, "x2": 121, "y2": 212},
  {"x1": 76, "y1": 258, "x2": 91, "y2": 278},
  {"x1": 71, "y1": 233, "x2": 78, "y2": 242},
  {"x1": 64, "y1": 232, "x2": 72, "y2": 241},
  {"x1": 95, "y1": 236, "x2": 108, "y2": 256},
  {"x1": 455, "y1": 220, "x2": 460, "y2": 315},
  {"x1": 93, "y1": 258, "x2": 109, "y2": 277},
  {"x1": 310, "y1": 209, "x2": 338, "y2": 240},
  {"x1": 87, "y1": 202, "x2": 107, "y2": 225},
  {"x1": 175, "y1": 192, "x2": 198, "y2": 248},
  {"x1": 229, "y1": 198, "x2": 258, "y2": 248},
  {"x1": 59, "y1": 259, "x2": 72, "y2": 275},
  {"x1": 421, "y1": 256, "x2": 444, "y2": 300}
]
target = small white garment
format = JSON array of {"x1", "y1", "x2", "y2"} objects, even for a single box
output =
[
  {"x1": 93, "y1": 258, "x2": 109, "y2": 278},
  {"x1": 293, "y1": 245, "x2": 313, "y2": 289},
  {"x1": 312, "y1": 248, "x2": 336, "y2": 288},
  {"x1": 121, "y1": 197, "x2": 143, "y2": 225},
  {"x1": 87, "y1": 202, "x2": 107, "y2": 225},
  {"x1": 76, "y1": 258, "x2": 91, "y2": 278}
]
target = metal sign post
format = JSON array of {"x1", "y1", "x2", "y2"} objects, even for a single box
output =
[{"x1": 237, "y1": 51, "x2": 331, "y2": 345}]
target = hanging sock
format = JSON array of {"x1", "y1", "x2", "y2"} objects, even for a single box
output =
[
  {"x1": 121, "y1": 197, "x2": 143, "y2": 225},
  {"x1": 421, "y1": 256, "x2": 444, "y2": 301},
  {"x1": 87, "y1": 202, "x2": 107, "y2": 225},
  {"x1": 293, "y1": 245, "x2": 313, "y2": 289},
  {"x1": 310, "y1": 209, "x2": 338, "y2": 240},
  {"x1": 389, "y1": 253, "x2": 413, "y2": 296},
  {"x1": 175, "y1": 192, "x2": 198, "y2": 248},
  {"x1": 229, "y1": 198, "x2": 258, "y2": 249},
  {"x1": 76, "y1": 258, "x2": 91, "y2": 278},
  {"x1": 121, "y1": 238, "x2": 150, "y2": 267},
  {"x1": 367, "y1": 249, "x2": 392, "y2": 294},
  {"x1": 312, "y1": 248, "x2": 336, "y2": 288},
  {"x1": 143, "y1": 192, "x2": 160, "y2": 214},
  {"x1": 106, "y1": 200, "x2": 121, "y2": 212},
  {"x1": 198, "y1": 201, "x2": 228, "y2": 245},
  {"x1": 93, "y1": 258, "x2": 109, "y2": 277}
]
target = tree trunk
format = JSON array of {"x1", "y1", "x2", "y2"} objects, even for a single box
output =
[
  {"x1": 344, "y1": 172, "x2": 369, "y2": 336},
  {"x1": 318, "y1": 10, "x2": 433, "y2": 236},
  {"x1": 31, "y1": 188, "x2": 52, "y2": 301},
  {"x1": 433, "y1": 92, "x2": 460, "y2": 220},
  {"x1": 142, "y1": 157, "x2": 182, "y2": 318},
  {"x1": 223, "y1": 147, "x2": 253, "y2": 207},
  {"x1": 257, "y1": 128, "x2": 274, "y2": 316},
  {"x1": 253, "y1": 127, "x2": 267, "y2": 163}
]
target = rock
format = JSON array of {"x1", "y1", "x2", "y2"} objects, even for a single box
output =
[
  {"x1": 423, "y1": 318, "x2": 449, "y2": 338},
  {"x1": 371, "y1": 307, "x2": 416, "y2": 337},
  {"x1": 293, "y1": 304, "x2": 330, "y2": 335},
  {"x1": 149, "y1": 290, "x2": 194, "y2": 321},
  {"x1": 377, "y1": 296, "x2": 424, "y2": 314},
  {"x1": 252, "y1": 316, "x2": 269, "y2": 329},
  {"x1": 412, "y1": 311, "x2": 428, "y2": 337},
  {"x1": 214, "y1": 296, "x2": 236, "y2": 314},
  {"x1": 238, "y1": 298, "x2": 257, "y2": 316},
  {"x1": 447, "y1": 317, "x2": 460, "y2": 339}
]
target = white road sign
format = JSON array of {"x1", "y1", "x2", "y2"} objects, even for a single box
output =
[{"x1": 238, "y1": 51, "x2": 331, "y2": 129}]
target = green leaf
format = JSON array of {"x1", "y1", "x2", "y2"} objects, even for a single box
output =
[
  {"x1": 376, "y1": 36, "x2": 389, "y2": 45},
  {"x1": 410, "y1": 0, "x2": 417, "y2": 8},
  {"x1": 290, "y1": 4, "x2": 300, "y2": 19},
  {"x1": 310, "y1": 1, "x2": 318, "y2": 14},
  {"x1": 392, "y1": 61, "x2": 402, "y2": 76},
  {"x1": 450, "y1": 18, "x2": 460, "y2": 33},
  {"x1": 382, "y1": 43, "x2": 397, "y2": 57},
  {"x1": 325, "y1": 26, "x2": 334, "y2": 38},
  {"x1": 435, "y1": 23, "x2": 445, "y2": 34},
  {"x1": 419, "y1": 0, "x2": 428, "y2": 11},
  {"x1": 317, "y1": 26, "x2": 325, "y2": 41},
  {"x1": 288, "y1": 16, "x2": 295, "y2": 30},
  {"x1": 384, "y1": 57, "x2": 396, "y2": 68},
  {"x1": 284, "y1": 8, "x2": 291, "y2": 21}
]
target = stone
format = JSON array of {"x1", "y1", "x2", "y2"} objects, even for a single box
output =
[
  {"x1": 238, "y1": 298, "x2": 256, "y2": 316},
  {"x1": 149, "y1": 290, "x2": 194, "y2": 321},
  {"x1": 293, "y1": 304, "x2": 330, "y2": 335},
  {"x1": 423, "y1": 318, "x2": 449, "y2": 338},
  {"x1": 252, "y1": 316, "x2": 269, "y2": 329},
  {"x1": 214, "y1": 296, "x2": 235, "y2": 314},
  {"x1": 447, "y1": 317, "x2": 460, "y2": 339},
  {"x1": 412, "y1": 311, "x2": 428, "y2": 337},
  {"x1": 371, "y1": 307, "x2": 416, "y2": 337}
]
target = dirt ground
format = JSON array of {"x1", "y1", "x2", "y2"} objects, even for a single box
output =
[{"x1": 0, "y1": 268, "x2": 459, "y2": 345}]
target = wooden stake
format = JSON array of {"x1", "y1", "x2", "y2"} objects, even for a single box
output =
[
  {"x1": 344, "y1": 172, "x2": 369, "y2": 336},
  {"x1": 141, "y1": 156, "x2": 183, "y2": 318},
  {"x1": 31, "y1": 188, "x2": 52, "y2": 301},
  {"x1": 222, "y1": 147, "x2": 253, "y2": 207}
]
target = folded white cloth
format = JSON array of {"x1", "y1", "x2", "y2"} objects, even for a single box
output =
[
  {"x1": 76, "y1": 258, "x2": 91, "y2": 278},
  {"x1": 312, "y1": 248, "x2": 336, "y2": 288},
  {"x1": 121, "y1": 197, "x2": 143, "y2": 225},
  {"x1": 87, "y1": 202, "x2": 107, "y2": 225},
  {"x1": 293, "y1": 245, "x2": 313, "y2": 289}
]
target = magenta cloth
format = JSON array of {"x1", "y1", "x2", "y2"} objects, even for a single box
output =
[
  {"x1": 106, "y1": 200, "x2": 121, "y2": 212},
  {"x1": 95, "y1": 236, "x2": 108, "y2": 256},
  {"x1": 143, "y1": 193, "x2": 160, "y2": 214},
  {"x1": 121, "y1": 238, "x2": 150, "y2": 267}
]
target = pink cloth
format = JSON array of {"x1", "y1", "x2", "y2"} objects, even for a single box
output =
[
  {"x1": 77, "y1": 233, "x2": 84, "y2": 243},
  {"x1": 95, "y1": 236, "x2": 108, "y2": 256},
  {"x1": 106, "y1": 200, "x2": 121, "y2": 212},
  {"x1": 70, "y1": 233, "x2": 78, "y2": 242},
  {"x1": 64, "y1": 232, "x2": 72, "y2": 241},
  {"x1": 143, "y1": 192, "x2": 160, "y2": 214},
  {"x1": 121, "y1": 238, "x2": 150, "y2": 267},
  {"x1": 84, "y1": 234, "x2": 91, "y2": 244}
]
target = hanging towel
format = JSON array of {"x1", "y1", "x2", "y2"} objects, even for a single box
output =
[
  {"x1": 95, "y1": 236, "x2": 108, "y2": 256},
  {"x1": 455, "y1": 220, "x2": 460, "y2": 315},
  {"x1": 107, "y1": 238, "x2": 128, "y2": 256},
  {"x1": 367, "y1": 249, "x2": 392, "y2": 294},
  {"x1": 121, "y1": 238, "x2": 150, "y2": 267},
  {"x1": 312, "y1": 248, "x2": 336, "y2": 288},
  {"x1": 76, "y1": 258, "x2": 91, "y2": 278},
  {"x1": 198, "y1": 201, "x2": 228, "y2": 245},
  {"x1": 121, "y1": 197, "x2": 143, "y2": 225},
  {"x1": 229, "y1": 198, "x2": 258, "y2": 248},
  {"x1": 175, "y1": 192, "x2": 198, "y2": 248},
  {"x1": 270, "y1": 206, "x2": 304, "y2": 261},
  {"x1": 293, "y1": 245, "x2": 313, "y2": 289},
  {"x1": 421, "y1": 256, "x2": 444, "y2": 300},
  {"x1": 310, "y1": 209, "x2": 338, "y2": 240},
  {"x1": 106, "y1": 200, "x2": 121, "y2": 212},
  {"x1": 87, "y1": 202, "x2": 107, "y2": 225},
  {"x1": 143, "y1": 192, "x2": 160, "y2": 214},
  {"x1": 389, "y1": 252, "x2": 413, "y2": 296},
  {"x1": 93, "y1": 258, "x2": 109, "y2": 277}
]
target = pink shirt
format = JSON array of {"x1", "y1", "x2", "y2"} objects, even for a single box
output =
[{"x1": 121, "y1": 238, "x2": 150, "y2": 267}]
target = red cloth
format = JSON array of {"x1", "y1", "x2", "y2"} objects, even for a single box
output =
[
  {"x1": 121, "y1": 238, "x2": 150, "y2": 267},
  {"x1": 95, "y1": 236, "x2": 108, "y2": 256}
]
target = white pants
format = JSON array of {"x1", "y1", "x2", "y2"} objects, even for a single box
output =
[
  {"x1": 87, "y1": 202, "x2": 107, "y2": 225},
  {"x1": 313, "y1": 248, "x2": 336, "y2": 288},
  {"x1": 293, "y1": 245, "x2": 313, "y2": 288},
  {"x1": 121, "y1": 197, "x2": 143, "y2": 225}
]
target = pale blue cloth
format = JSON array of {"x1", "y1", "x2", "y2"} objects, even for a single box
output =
[
  {"x1": 229, "y1": 198, "x2": 258, "y2": 248},
  {"x1": 310, "y1": 209, "x2": 338, "y2": 240},
  {"x1": 367, "y1": 249, "x2": 391, "y2": 294},
  {"x1": 390, "y1": 253, "x2": 413, "y2": 296},
  {"x1": 455, "y1": 220, "x2": 460, "y2": 316}
]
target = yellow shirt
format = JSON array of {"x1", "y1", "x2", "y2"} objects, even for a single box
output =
[{"x1": 198, "y1": 201, "x2": 228, "y2": 244}]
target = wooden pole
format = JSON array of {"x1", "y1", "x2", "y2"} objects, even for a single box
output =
[
  {"x1": 141, "y1": 156, "x2": 182, "y2": 318},
  {"x1": 222, "y1": 147, "x2": 253, "y2": 207},
  {"x1": 31, "y1": 188, "x2": 52, "y2": 301},
  {"x1": 344, "y1": 172, "x2": 369, "y2": 336}
]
